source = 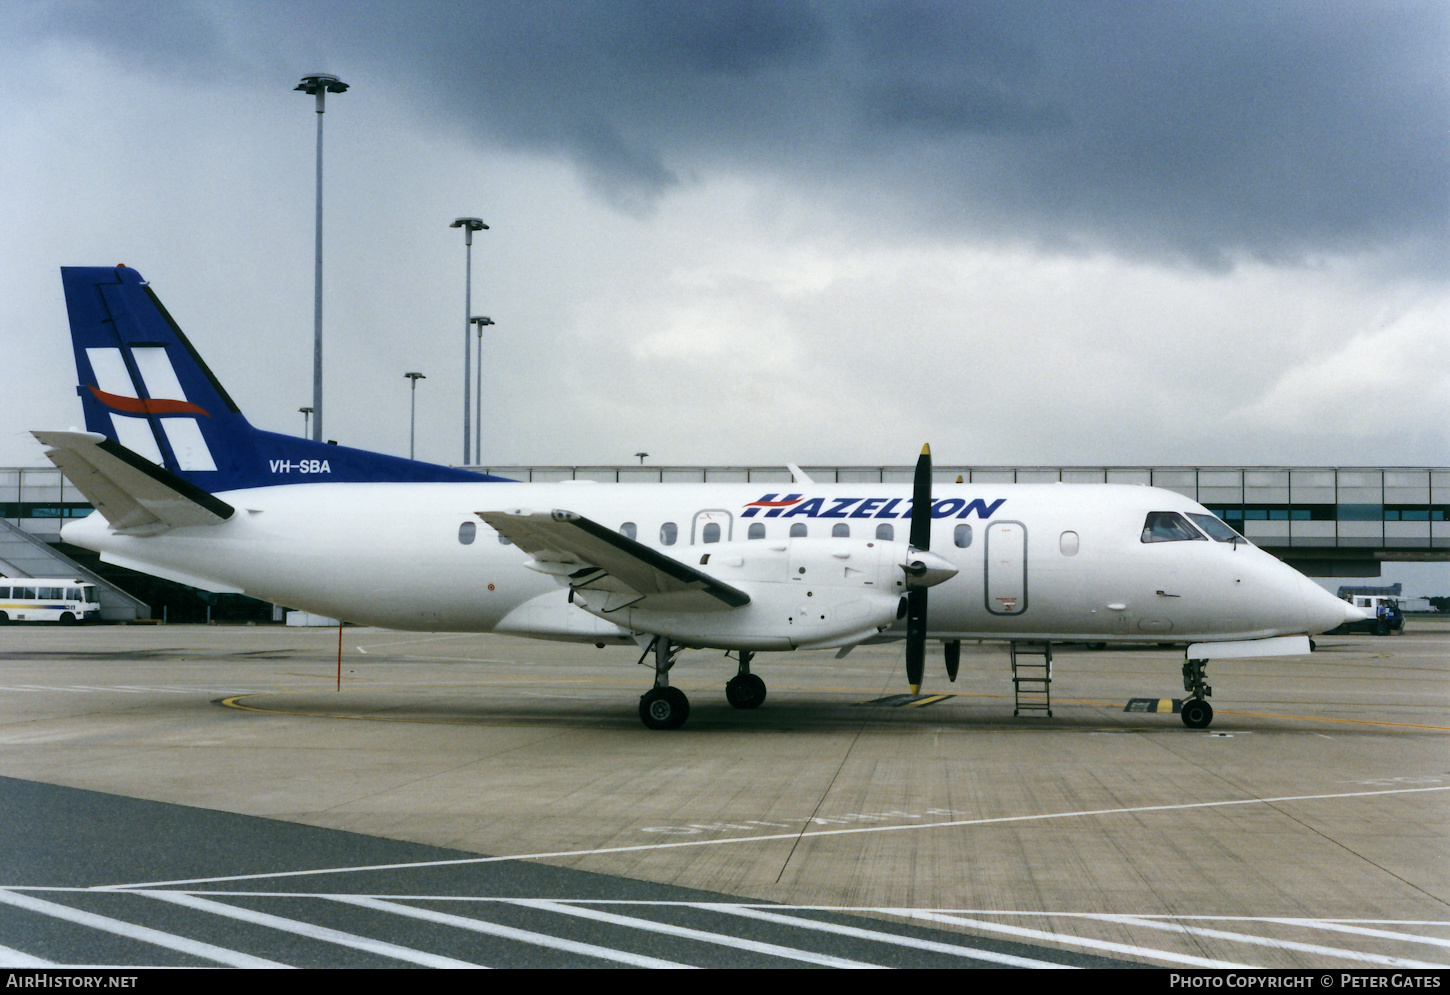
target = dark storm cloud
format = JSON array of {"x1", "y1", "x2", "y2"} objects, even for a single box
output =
[{"x1": 35, "y1": 0, "x2": 1448, "y2": 268}]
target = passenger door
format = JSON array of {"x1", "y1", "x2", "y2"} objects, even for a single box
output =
[{"x1": 985, "y1": 521, "x2": 1027, "y2": 615}]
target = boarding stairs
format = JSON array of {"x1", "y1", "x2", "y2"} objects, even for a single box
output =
[
  {"x1": 1010, "y1": 641, "x2": 1053, "y2": 717},
  {"x1": 0, "y1": 518, "x2": 149, "y2": 621}
]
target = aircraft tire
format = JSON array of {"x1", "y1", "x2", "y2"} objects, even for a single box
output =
[
  {"x1": 726, "y1": 673, "x2": 767, "y2": 710},
  {"x1": 1181, "y1": 698, "x2": 1213, "y2": 729},
  {"x1": 639, "y1": 687, "x2": 690, "y2": 730}
]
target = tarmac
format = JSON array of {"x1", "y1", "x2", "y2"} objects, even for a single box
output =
[{"x1": 0, "y1": 618, "x2": 1446, "y2": 968}]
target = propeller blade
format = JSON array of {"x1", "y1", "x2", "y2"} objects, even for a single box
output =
[
  {"x1": 909, "y1": 444, "x2": 932, "y2": 550},
  {"x1": 905, "y1": 444, "x2": 931, "y2": 693},
  {"x1": 945, "y1": 639, "x2": 960, "y2": 682},
  {"x1": 906, "y1": 589, "x2": 927, "y2": 691}
]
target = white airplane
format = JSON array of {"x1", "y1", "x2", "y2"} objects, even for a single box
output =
[{"x1": 35, "y1": 266, "x2": 1364, "y2": 730}]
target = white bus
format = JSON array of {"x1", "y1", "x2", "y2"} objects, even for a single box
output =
[{"x1": 0, "y1": 579, "x2": 101, "y2": 624}]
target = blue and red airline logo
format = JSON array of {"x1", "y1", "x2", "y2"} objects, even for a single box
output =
[{"x1": 741, "y1": 494, "x2": 1005, "y2": 520}]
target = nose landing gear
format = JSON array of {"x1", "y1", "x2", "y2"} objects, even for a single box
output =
[{"x1": 1181, "y1": 658, "x2": 1213, "y2": 729}]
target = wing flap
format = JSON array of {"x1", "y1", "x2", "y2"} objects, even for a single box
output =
[
  {"x1": 33, "y1": 430, "x2": 234, "y2": 534},
  {"x1": 478, "y1": 509, "x2": 750, "y2": 613}
]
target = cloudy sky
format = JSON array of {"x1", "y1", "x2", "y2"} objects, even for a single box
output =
[{"x1": 4, "y1": 0, "x2": 1447, "y2": 481}]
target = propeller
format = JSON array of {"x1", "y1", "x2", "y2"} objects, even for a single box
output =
[{"x1": 905, "y1": 444, "x2": 932, "y2": 693}]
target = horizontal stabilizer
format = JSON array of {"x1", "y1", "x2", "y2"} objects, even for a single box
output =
[
  {"x1": 479, "y1": 508, "x2": 750, "y2": 613},
  {"x1": 33, "y1": 430, "x2": 234, "y2": 535}
]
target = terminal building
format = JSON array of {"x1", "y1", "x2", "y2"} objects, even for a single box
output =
[{"x1": 4, "y1": 463, "x2": 1447, "y2": 621}]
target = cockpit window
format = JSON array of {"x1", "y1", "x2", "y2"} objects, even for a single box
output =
[
  {"x1": 1187, "y1": 513, "x2": 1246, "y2": 543},
  {"x1": 1141, "y1": 511, "x2": 1206, "y2": 543}
]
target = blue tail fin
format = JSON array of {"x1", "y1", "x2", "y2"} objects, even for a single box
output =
[{"x1": 62, "y1": 266, "x2": 499, "y2": 491}]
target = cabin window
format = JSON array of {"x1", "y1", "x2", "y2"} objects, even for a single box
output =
[
  {"x1": 458, "y1": 521, "x2": 476, "y2": 545},
  {"x1": 875, "y1": 523, "x2": 894, "y2": 541},
  {"x1": 1060, "y1": 531, "x2": 1079, "y2": 556},
  {"x1": 789, "y1": 523, "x2": 808, "y2": 538},
  {"x1": 1141, "y1": 512, "x2": 1206, "y2": 543},
  {"x1": 831, "y1": 523, "x2": 850, "y2": 537},
  {"x1": 620, "y1": 522, "x2": 637, "y2": 540},
  {"x1": 497, "y1": 534, "x2": 512, "y2": 546},
  {"x1": 660, "y1": 522, "x2": 678, "y2": 545},
  {"x1": 953, "y1": 524, "x2": 972, "y2": 548},
  {"x1": 702, "y1": 522, "x2": 721, "y2": 543},
  {"x1": 748, "y1": 523, "x2": 765, "y2": 539}
]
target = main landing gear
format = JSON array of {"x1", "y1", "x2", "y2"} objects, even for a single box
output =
[
  {"x1": 639, "y1": 637, "x2": 690, "y2": 730},
  {"x1": 726, "y1": 650, "x2": 767, "y2": 710},
  {"x1": 637, "y1": 642, "x2": 772, "y2": 729},
  {"x1": 1180, "y1": 658, "x2": 1214, "y2": 729}
]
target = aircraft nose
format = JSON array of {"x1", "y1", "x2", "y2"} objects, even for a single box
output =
[
  {"x1": 901, "y1": 548, "x2": 959, "y2": 589},
  {"x1": 1297, "y1": 575, "x2": 1368, "y2": 633}
]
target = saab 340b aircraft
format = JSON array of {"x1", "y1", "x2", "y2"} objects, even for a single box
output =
[{"x1": 35, "y1": 266, "x2": 1364, "y2": 730}]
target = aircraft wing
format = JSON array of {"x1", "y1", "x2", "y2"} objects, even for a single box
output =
[
  {"x1": 33, "y1": 430, "x2": 234, "y2": 535},
  {"x1": 478, "y1": 509, "x2": 750, "y2": 613}
]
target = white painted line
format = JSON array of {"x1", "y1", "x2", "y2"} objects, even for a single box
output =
[
  {"x1": 11, "y1": 686, "x2": 92, "y2": 692},
  {"x1": 1268, "y1": 918, "x2": 1450, "y2": 949},
  {"x1": 706, "y1": 904, "x2": 1073, "y2": 968},
  {"x1": 0, "y1": 943, "x2": 55, "y2": 967},
  {"x1": 1089, "y1": 914, "x2": 1450, "y2": 969},
  {"x1": 511, "y1": 899, "x2": 885, "y2": 969},
  {"x1": 70, "y1": 686, "x2": 141, "y2": 693},
  {"x1": 137, "y1": 890, "x2": 483, "y2": 969},
  {"x1": 0, "y1": 888, "x2": 288, "y2": 969},
  {"x1": 352, "y1": 633, "x2": 484, "y2": 653},
  {"x1": 332, "y1": 895, "x2": 693, "y2": 969},
  {"x1": 106, "y1": 784, "x2": 1450, "y2": 890},
  {"x1": 893, "y1": 910, "x2": 1257, "y2": 969}
]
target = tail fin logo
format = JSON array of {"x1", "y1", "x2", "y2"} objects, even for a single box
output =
[
  {"x1": 86, "y1": 384, "x2": 211, "y2": 418},
  {"x1": 83, "y1": 346, "x2": 217, "y2": 473}
]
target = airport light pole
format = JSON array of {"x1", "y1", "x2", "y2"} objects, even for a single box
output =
[
  {"x1": 299, "y1": 406, "x2": 313, "y2": 437},
  {"x1": 404, "y1": 372, "x2": 426, "y2": 460},
  {"x1": 471, "y1": 315, "x2": 494, "y2": 465},
  {"x1": 295, "y1": 73, "x2": 349, "y2": 442},
  {"x1": 450, "y1": 218, "x2": 488, "y2": 464}
]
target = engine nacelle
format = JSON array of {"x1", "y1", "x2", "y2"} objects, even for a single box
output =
[{"x1": 569, "y1": 538, "x2": 956, "y2": 650}]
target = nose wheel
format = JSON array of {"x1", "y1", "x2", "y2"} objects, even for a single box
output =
[
  {"x1": 1180, "y1": 697, "x2": 1214, "y2": 729},
  {"x1": 1181, "y1": 658, "x2": 1213, "y2": 728}
]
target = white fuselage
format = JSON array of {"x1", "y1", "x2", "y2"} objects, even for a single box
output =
[{"x1": 62, "y1": 480, "x2": 1349, "y2": 647}]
